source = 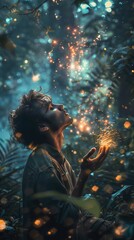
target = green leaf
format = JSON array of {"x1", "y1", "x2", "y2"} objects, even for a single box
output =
[{"x1": 33, "y1": 191, "x2": 101, "y2": 217}]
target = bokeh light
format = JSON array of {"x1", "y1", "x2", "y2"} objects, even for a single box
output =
[{"x1": 0, "y1": 219, "x2": 6, "y2": 232}]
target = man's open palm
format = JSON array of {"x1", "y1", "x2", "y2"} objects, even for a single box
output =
[{"x1": 81, "y1": 146, "x2": 109, "y2": 174}]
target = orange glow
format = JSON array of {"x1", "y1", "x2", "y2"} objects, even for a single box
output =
[
  {"x1": 124, "y1": 121, "x2": 131, "y2": 129},
  {"x1": 28, "y1": 143, "x2": 36, "y2": 150},
  {"x1": 0, "y1": 219, "x2": 6, "y2": 231},
  {"x1": 32, "y1": 74, "x2": 40, "y2": 82},
  {"x1": 73, "y1": 118, "x2": 90, "y2": 133},
  {"x1": 115, "y1": 226, "x2": 127, "y2": 236},
  {"x1": 120, "y1": 160, "x2": 124, "y2": 164},
  {"x1": 15, "y1": 132, "x2": 22, "y2": 139},
  {"x1": 73, "y1": 118, "x2": 77, "y2": 123},
  {"x1": 115, "y1": 175, "x2": 122, "y2": 181},
  {"x1": 92, "y1": 185, "x2": 99, "y2": 192},
  {"x1": 129, "y1": 202, "x2": 134, "y2": 210},
  {"x1": 34, "y1": 218, "x2": 43, "y2": 228},
  {"x1": 47, "y1": 228, "x2": 57, "y2": 235},
  {"x1": 52, "y1": 40, "x2": 58, "y2": 45},
  {"x1": 120, "y1": 149, "x2": 125, "y2": 154},
  {"x1": 97, "y1": 129, "x2": 118, "y2": 149}
]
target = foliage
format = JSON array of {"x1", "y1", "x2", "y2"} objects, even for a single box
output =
[{"x1": 0, "y1": 138, "x2": 28, "y2": 238}]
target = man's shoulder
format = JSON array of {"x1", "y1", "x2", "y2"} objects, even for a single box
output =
[{"x1": 26, "y1": 147, "x2": 54, "y2": 173}]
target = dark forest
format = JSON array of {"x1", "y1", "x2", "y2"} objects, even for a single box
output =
[{"x1": 0, "y1": 0, "x2": 134, "y2": 239}]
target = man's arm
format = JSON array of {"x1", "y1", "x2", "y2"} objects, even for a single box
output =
[
  {"x1": 72, "y1": 146, "x2": 109, "y2": 197},
  {"x1": 72, "y1": 170, "x2": 89, "y2": 197}
]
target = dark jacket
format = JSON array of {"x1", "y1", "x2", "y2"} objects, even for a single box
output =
[
  {"x1": 22, "y1": 144, "x2": 114, "y2": 240},
  {"x1": 22, "y1": 144, "x2": 79, "y2": 240}
]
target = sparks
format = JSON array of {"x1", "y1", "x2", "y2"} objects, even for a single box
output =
[{"x1": 97, "y1": 128, "x2": 119, "y2": 149}]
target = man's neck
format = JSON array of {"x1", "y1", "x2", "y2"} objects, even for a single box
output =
[
  {"x1": 53, "y1": 131, "x2": 64, "y2": 152},
  {"x1": 44, "y1": 130, "x2": 64, "y2": 152}
]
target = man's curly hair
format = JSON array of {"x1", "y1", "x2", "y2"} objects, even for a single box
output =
[{"x1": 9, "y1": 90, "x2": 52, "y2": 148}]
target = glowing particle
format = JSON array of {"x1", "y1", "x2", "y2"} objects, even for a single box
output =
[
  {"x1": 115, "y1": 175, "x2": 122, "y2": 181},
  {"x1": 0, "y1": 219, "x2": 6, "y2": 231},
  {"x1": 80, "y1": 3, "x2": 89, "y2": 10},
  {"x1": 28, "y1": 143, "x2": 36, "y2": 150},
  {"x1": 120, "y1": 160, "x2": 124, "y2": 164},
  {"x1": 105, "y1": 1, "x2": 113, "y2": 8},
  {"x1": 47, "y1": 228, "x2": 57, "y2": 235},
  {"x1": 97, "y1": 128, "x2": 118, "y2": 149},
  {"x1": 92, "y1": 185, "x2": 99, "y2": 192},
  {"x1": 32, "y1": 74, "x2": 40, "y2": 82},
  {"x1": 130, "y1": 202, "x2": 134, "y2": 210},
  {"x1": 120, "y1": 149, "x2": 125, "y2": 154},
  {"x1": 124, "y1": 121, "x2": 131, "y2": 129},
  {"x1": 24, "y1": 59, "x2": 28, "y2": 64},
  {"x1": 106, "y1": 7, "x2": 112, "y2": 12},
  {"x1": 103, "y1": 184, "x2": 113, "y2": 194},
  {"x1": 86, "y1": 126, "x2": 91, "y2": 131},
  {"x1": 78, "y1": 158, "x2": 83, "y2": 163},
  {"x1": 115, "y1": 225, "x2": 127, "y2": 236},
  {"x1": 0, "y1": 197, "x2": 7, "y2": 205},
  {"x1": 131, "y1": 70, "x2": 134, "y2": 73},
  {"x1": 15, "y1": 132, "x2": 22, "y2": 139},
  {"x1": 6, "y1": 18, "x2": 12, "y2": 24},
  {"x1": 33, "y1": 218, "x2": 43, "y2": 228},
  {"x1": 14, "y1": 18, "x2": 17, "y2": 22},
  {"x1": 43, "y1": 207, "x2": 50, "y2": 214},
  {"x1": 80, "y1": 90, "x2": 85, "y2": 95},
  {"x1": 73, "y1": 119, "x2": 77, "y2": 123},
  {"x1": 90, "y1": 2, "x2": 97, "y2": 7},
  {"x1": 52, "y1": 40, "x2": 58, "y2": 45}
]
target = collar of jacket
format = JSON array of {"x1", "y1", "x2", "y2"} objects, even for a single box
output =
[{"x1": 37, "y1": 143, "x2": 65, "y2": 165}]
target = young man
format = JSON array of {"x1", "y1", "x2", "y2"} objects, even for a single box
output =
[{"x1": 10, "y1": 90, "x2": 113, "y2": 240}]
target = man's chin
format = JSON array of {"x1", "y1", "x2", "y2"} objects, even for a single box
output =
[
  {"x1": 67, "y1": 115, "x2": 73, "y2": 124},
  {"x1": 63, "y1": 116, "x2": 73, "y2": 129}
]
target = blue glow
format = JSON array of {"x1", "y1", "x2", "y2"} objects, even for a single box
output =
[
  {"x1": 6, "y1": 18, "x2": 12, "y2": 24},
  {"x1": 80, "y1": 3, "x2": 89, "y2": 10},
  {"x1": 80, "y1": 3, "x2": 90, "y2": 14}
]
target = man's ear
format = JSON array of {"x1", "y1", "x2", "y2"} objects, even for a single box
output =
[{"x1": 38, "y1": 125, "x2": 49, "y2": 132}]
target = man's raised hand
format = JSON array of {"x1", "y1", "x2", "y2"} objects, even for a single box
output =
[{"x1": 80, "y1": 146, "x2": 109, "y2": 176}]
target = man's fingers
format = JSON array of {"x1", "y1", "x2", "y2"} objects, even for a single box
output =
[
  {"x1": 98, "y1": 146, "x2": 103, "y2": 155},
  {"x1": 91, "y1": 146, "x2": 106, "y2": 162},
  {"x1": 95, "y1": 146, "x2": 109, "y2": 166},
  {"x1": 83, "y1": 147, "x2": 96, "y2": 160},
  {"x1": 100, "y1": 147, "x2": 109, "y2": 162}
]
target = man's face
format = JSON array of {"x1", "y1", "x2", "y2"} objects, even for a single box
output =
[{"x1": 44, "y1": 101, "x2": 73, "y2": 132}]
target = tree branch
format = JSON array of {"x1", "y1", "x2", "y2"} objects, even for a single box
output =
[{"x1": 0, "y1": 0, "x2": 47, "y2": 15}]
